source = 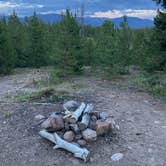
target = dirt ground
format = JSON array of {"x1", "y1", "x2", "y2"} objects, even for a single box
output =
[{"x1": 0, "y1": 69, "x2": 166, "y2": 166}]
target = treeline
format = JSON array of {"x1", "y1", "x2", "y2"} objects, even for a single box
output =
[{"x1": 0, "y1": 9, "x2": 165, "y2": 75}]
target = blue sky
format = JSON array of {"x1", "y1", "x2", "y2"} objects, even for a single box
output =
[{"x1": 0, "y1": 0, "x2": 159, "y2": 20}]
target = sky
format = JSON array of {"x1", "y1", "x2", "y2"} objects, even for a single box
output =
[{"x1": 0, "y1": 0, "x2": 160, "y2": 20}]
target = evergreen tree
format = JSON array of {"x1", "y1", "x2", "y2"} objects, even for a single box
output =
[
  {"x1": 95, "y1": 20, "x2": 117, "y2": 66},
  {"x1": 119, "y1": 16, "x2": 133, "y2": 67},
  {"x1": 27, "y1": 12, "x2": 48, "y2": 67},
  {"x1": 154, "y1": 0, "x2": 166, "y2": 7},
  {"x1": 154, "y1": 0, "x2": 166, "y2": 70},
  {"x1": 0, "y1": 17, "x2": 14, "y2": 74},
  {"x1": 8, "y1": 11, "x2": 27, "y2": 67},
  {"x1": 55, "y1": 9, "x2": 81, "y2": 76}
]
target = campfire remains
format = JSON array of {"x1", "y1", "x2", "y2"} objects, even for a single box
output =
[{"x1": 36, "y1": 100, "x2": 118, "y2": 162}]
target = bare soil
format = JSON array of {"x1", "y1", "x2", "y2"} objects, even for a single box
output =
[{"x1": 0, "y1": 69, "x2": 166, "y2": 166}]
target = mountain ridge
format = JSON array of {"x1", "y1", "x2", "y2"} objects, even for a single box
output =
[
  {"x1": 0, "y1": 13, "x2": 154, "y2": 28},
  {"x1": 37, "y1": 14, "x2": 154, "y2": 28}
]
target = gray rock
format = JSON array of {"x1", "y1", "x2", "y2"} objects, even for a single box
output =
[{"x1": 82, "y1": 128, "x2": 97, "y2": 142}]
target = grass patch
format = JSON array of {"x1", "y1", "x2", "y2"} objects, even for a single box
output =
[
  {"x1": 4, "y1": 112, "x2": 13, "y2": 118},
  {"x1": 131, "y1": 72, "x2": 166, "y2": 99},
  {"x1": 16, "y1": 87, "x2": 73, "y2": 103}
]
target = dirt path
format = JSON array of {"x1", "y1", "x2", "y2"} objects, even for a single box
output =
[{"x1": 0, "y1": 70, "x2": 166, "y2": 166}]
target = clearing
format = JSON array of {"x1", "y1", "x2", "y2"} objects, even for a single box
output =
[{"x1": 0, "y1": 69, "x2": 166, "y2": 166}]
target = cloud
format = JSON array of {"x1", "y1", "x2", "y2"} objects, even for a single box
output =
[
  {"x1": 0, "y1": 1, "x2": 44, "y2": 10},
  {"x1": 39, "y1": 9, "x2": 66, "y2": 15},
  {"x1": 0, "y1": 1, "x2": 19, "y2": 8},
  {"x1": 90, "y1": 9, "x2": 157, "y2": 20},
  {"x1": 39, "y1": 9, "x2": 82, "y2": 16},
  {"x1": 0, "y1": 1, "x2": 44, "y2": 15}
]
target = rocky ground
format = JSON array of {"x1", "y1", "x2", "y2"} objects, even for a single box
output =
[{"x1": 0, "y1": 69, "x2": 166, "y2": 166}]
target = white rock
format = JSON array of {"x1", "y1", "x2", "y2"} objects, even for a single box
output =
[
  {"x1": 35, "y1": 114, "x2": 45, "y2": 120},
  {"x1": 111, "y1": 153, "x2": 124, "y2": 161},
  {"x1": 154, "y1": 121, "x2": 160, "y2": 124},
  {"x1": 115, "y1": 125, "x2": 120, "y2": 130}
]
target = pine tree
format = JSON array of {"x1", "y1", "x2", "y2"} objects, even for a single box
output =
[
  {"x1": 154, "y1": 0, "x2": 166, "y2": 70},
  {"x1": 154, "y1": 0, "x2": 166, "y2": 7},
  {"x1": 95, "y1": 20, "x2": 116, "y2": 66},
  {"x1": 55, "y1": 9, "x2": 81, "y2": 76},
  {"x1": 119, "y1": 16, "x2": 133, "y2": 67},
  {"x1": 0, "y1": 17, "x2": 14, "y2": 74},
  {"x1": 27, "y1": 12, "x2": 48, "y2": 67},
  {"x1": 8, "y1": 11, "x2": 27, "y2": 67}
]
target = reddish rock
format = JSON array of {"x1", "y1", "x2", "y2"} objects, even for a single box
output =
[
  {"x1": 105, "y1": 118, "x2": 116, "y2": 129},
  {"x1": 77, "y1": 139, "x2": 87, "y2": 147},
  {"x1": 82, "y1": 128, "x2": 97, "y2": 142},
  {"x1": 41, "y1": 115, "x2": 64, "y2": 131},
  {"x1": 63, "y1": 131, "x2": 75, "y2": 142},
  {"x1": 96, "y1": 119, "x2": 111, "y2": 136}
]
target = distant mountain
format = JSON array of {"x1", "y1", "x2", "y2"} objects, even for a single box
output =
[
  {"x1": 36, "y1": 14, "x2": 154, "y2": 28},
  {"x1": 84, "y1": 16, "x2": 154, "y2": 28},
  {"x1": 1, "y1": 14, "x2": 154, "y2": 28}
]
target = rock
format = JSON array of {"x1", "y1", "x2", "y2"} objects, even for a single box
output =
[
  {"x1": 63, "y1": 100, "x2": 78, "y2": 111},
  {"x1": 96, "y1": 119, "x2": 111, "y2": 136},
  {"x1": 63, "y1": 131, "x2": 75, "y2": 142},
  {"x1": 89, "y1": 120, "x2": 97, "y2": 130},
  {"x1": 82, "y1": 128, "x2": 97, "y2": 142},
  {"x1": 77, "y1": 139, "x2": 87, "y2": 147},
  {"x1": 115, "y1": 125, "x2": 120, "y2": 130},
  {"x1": 111, "y1": 153, "x2": 124, "y2": 161},
  {"x1": 99, "y1": 112, "x2": 109, "y2": 120},
  {"x1": 105, "y1": 118, "x2": 116, "y2": 129},
  {"x1": 41, "y1": 115, "x2": 64, "y2": 131},
  {"x1": 75, "y1": 134, "x2": 82, "y2": 140},
  {"x1": 35, "y1": 114, "x2": 45, "y2": 120},
  {"x1": 154, "y1": 121, "x2": 161, "y2": 124}
]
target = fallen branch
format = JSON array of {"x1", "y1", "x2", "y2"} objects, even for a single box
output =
[{"x1": 39, "y1": 130, "x2": 90, "y2": 162}]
